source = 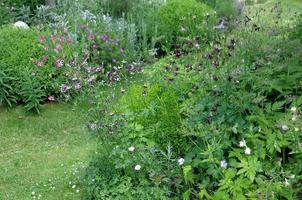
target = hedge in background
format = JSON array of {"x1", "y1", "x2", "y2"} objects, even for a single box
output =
[{"x1": 150, "y1": 0, "x2": 215, "y2": 52}]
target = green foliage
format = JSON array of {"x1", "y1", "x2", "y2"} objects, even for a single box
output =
[
  {"x1": 84, "y1": 141, "x2": 179, "y2": 199},
  {"x1": 0, "y1": 3, "x2": 15, "y2": 25},
  {"x1": 86, "y1": 2, "x2": 302, "y2": 199},
  {"x1": 0, "y1": 64, "x2": 16, "y2": 107},
  {"x1": 4, "y1": 0, "x2": 44, "y2": 9},
  {"x1": 117, "y1": 84, "x2": 183, "y2": 149},
  {"x1": 0, "y1": 27, "x2": 45, "y2": 111},
  {"x1": 150, "y1": 0, "x2": 216, "y2": 51},
  {"x1": 199, "y1": 0, "x2": 237, "y2": 18},
  {"x1": 98, "y1": 0, "x2": 139, "y2": 18},
  {"x1": 0, "y1": 0, "x2": 44, "y2": 25}
]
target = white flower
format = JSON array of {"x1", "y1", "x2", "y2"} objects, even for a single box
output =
[
  {"x1": 291, "y1": 107, "x2": 297, "y2": 112},
  {"x1": 31, "y1": 191, "x2": 35, "y2": 195},
  {"x1": 239, "y1": 139, "x2": 246, "y2": 148},
  {"x1": 281, "y1": 125, "x2": 289, "y2": 132},
  {"x1": 245, "y1": 147, "x2": 251, "y2": 155},
  {"x1": 72, "y1": 184, "x2": 76, "y2": 189},
  {"x1": 76, "y1": 189, "x2": 80, "y2": 193},
  {"x1": 134, "y1": 165, "x2": 141, "y2": 171},
  {"x1": 128, "y1": 146, "x2": 135, "y2": 152},
  {"x1": 178, "y1": 158, "x2": 185, "y2": 166},
  {"x1": 220, "y1": 160, "x2": 228, "y2": 169},
  {"x1": 294, "y1": 127, "x2": 299, "y2": 132},
  {"x1": 284, "y1": 178, "x2": 290, "y2": 186}
]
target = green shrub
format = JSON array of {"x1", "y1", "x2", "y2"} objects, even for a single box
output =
[
  {"x1": 290, "y1": 14, "x2": 302, "y2": 41},
  {"x1": 0, "y1": 27, "x2": 70, "y2": 112},
  {"x1": 150, "y1": 0, "x2": 215, "y2": 51},
  {"x1": 199, "y1": 0, "x2": 237, "y2": 18},
  {"x1": 0, "y1": 27, "x2": 45, "y2": 111},
  {"x1": 0, "y1": 4, "x2": 15, "y2": 26},
  {"x1": 4, "y1": 0, "x2": 44, "y2": 10},
  {"x1": 98, "y1": 0, "x2": 139, "y2": 18},
  {"x1": 0, "y1": 0, "x2": 44, "y2": 26},
  {"x1": 86, "y1": 4, "x2": 302, "y2": 199}
]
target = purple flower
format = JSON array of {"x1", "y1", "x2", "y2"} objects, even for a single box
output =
[
  {"x1": 60, "y1": 84, "x2": 71, "y2": 93},
  {"x1": 37, "y1": 60, "x2": 44, "y2": 67},
  {"x1": 48, "y1": 95, "x2": 56, "y2": 101},
  {"x1": 101, "y1": 34, "x2": 109, "y2": 42},
  {"x1": 88, "y1": 32, "x2": 96, "y2": 41},
  {"x1": 74, "y1": 82, "x2": 82, "y2": 90},
  {"x1": 54, "y1": 44, "x2": 62, "y2": 53},
  {"x1": 39, "y1": 35, "x2": 46, "y2": 43},
  {"x1": 55, "y1": 58, "x2": 64, "y2": 68}
]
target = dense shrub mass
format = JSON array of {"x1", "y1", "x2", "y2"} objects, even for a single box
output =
[
  {"x1": 85, "y1": 2, "x2": 302, "y2": 199},
  {"x1": 150, "y1": 0, "x2": 215, "y2": 51},
  {"x1": 0, "y1": 27, "x2": 47, "y2": 111},
  {"x1": 0, "y1": 0, "x2": 44, "y2": 25},
  {"x1": 1, "y1": 0, "x2": 302, "y2": 199},
  {"x1": 200, "y1": 0, "x2": 237, "y2": 18}
]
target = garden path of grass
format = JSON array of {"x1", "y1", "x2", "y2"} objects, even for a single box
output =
[{"x1": 0, "y1": 102, "x2": 95, "y2": 200}]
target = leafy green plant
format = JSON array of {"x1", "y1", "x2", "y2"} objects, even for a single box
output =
[
  {"x1": 199, "y1": 0, "x2": 238, "y2": 18},
  {"x1": 150, "y1": 0, "x2": 216, "y2": 51},
  {"x1": 0, "y1": 64, "x2": 16, "y2": 107},
  {"x1": 21, "y1": 76, "x2": 44, "y2": 113},
  {"x1": 85, "y1": 2, "x2": 302, "y2": 199},
  {"x1": 0, "y1": 27, "x2": 46, "y2": 110}
]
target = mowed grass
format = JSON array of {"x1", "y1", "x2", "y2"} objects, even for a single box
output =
[{"x1": 0, "y1": 102, "x2": 95, "y2": 200}]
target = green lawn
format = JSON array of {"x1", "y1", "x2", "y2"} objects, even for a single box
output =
[{"x1": 0, "y1": 102, "x2": 95, "y2": 200}]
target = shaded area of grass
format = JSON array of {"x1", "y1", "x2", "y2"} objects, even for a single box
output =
[{"x1": 0, "y1": 102, "x2": 95, "y2": 200}]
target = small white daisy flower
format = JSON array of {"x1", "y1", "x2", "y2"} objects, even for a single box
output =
[
  {"x1": 72, "y1": 184, "x2": 76, "y2": 189},
  {"x1": 239, "y1": 139, "x2": 246, "y2": 148},
  {"x1": 294, "y1": 127, "x2": 299, "y2": 132},
  {"x1": 76, "y1": 189, "x2": 80, "y2": 193},
  {"x1": 31, "y1": 191, "x2": 35, "y2": 195},
  {"x1": 220, "y1": 160, "x2": 228, "y2": 169},
  {"x1": 178, "y1": 158, "x2": 185, "y2": 166},
  {"x1": 128, "y1": 146, "x2": 135, "y2": 152},
  {"x1": 284, "y1": 178, "x2": 290, "y2": 186},
  {"x1": 245, "y1": 147, "x2": 251, "y2": 155},
  {"x1": 134, "y1": 165, "x2": 141, "y2": 171},
  {"x1": 281, "y1": 125, "x2": 289, "y2": 132},
  {"x1": 291, "y1": 107, "x2": 297, "y2": 112}
]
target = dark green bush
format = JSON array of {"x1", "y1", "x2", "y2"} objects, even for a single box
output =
[
  {"x1": 98, "y1": 0, "x2": 140, "y2": 18},
  {"x1": 0, "y1": 27, "x2": 49, "y2": 112},
  {"x1": 199, "y1": 0, "x2": 237, "y2": 18},
  {"x1": 0, "y1": 3, "x2": 15, "y2": 25},
  {"x1": 150, "y1": 0, "x2": 215, "y2": 51},
  {"x1": 4, "y1": 0, "x2": 44, "y2": 10},
  {"x1": 0, "y1": 0, "x2": 44, "y2": 26}
]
